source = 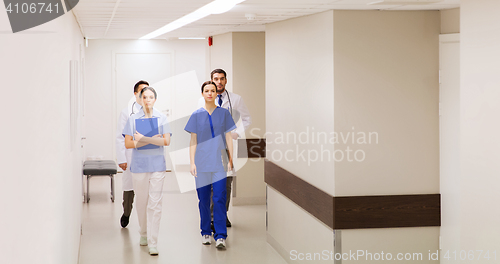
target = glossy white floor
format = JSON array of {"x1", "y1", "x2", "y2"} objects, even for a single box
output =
[{"x1": 79, "y1": 172, "x2": 287, "y2": 264}]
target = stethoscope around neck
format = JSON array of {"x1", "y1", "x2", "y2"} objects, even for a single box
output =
[
  {"x1": 131, "y1": 102, "x2": 153, "y2": 116},
  {"x1": 130, "y1": 102, "x2": 139, "y2": 116}
]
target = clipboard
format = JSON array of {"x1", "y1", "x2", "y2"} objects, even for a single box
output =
[{"x1": 135, "y1": 117, "x2": 160, "y2": 150}]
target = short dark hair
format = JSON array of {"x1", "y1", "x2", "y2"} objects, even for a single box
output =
[
  {"x1": 210, "y1": 69, "x2": 226, "y2": 80},
  {"x1": 201, "y1": 81, "x2": 216, "y2": 93},
  {"x1": 134, "y1": 80, "x2": 149, "y2": 93},
  {"x1": 139, "y1": 86, "x2": 157, "y2": 99}
]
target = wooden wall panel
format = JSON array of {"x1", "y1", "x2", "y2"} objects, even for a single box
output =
[
  {"x1": 265, "y1": 160, "x2": 440, "y2": 229},
  {"x1": 238, "y1": 138, "x2": 266, "y2": 158}
]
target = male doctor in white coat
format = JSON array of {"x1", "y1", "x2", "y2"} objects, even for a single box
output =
[
  {"x1": 116, "y1": 80, "x2": 149, "y2": 227},
  {"x1": 198, "y1": 69, "x2": 251, "y2": 228}
]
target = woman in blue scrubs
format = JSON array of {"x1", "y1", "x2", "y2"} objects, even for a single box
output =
[{"x1": 184, "y1": 81, "x2": 236, "y2": 250}]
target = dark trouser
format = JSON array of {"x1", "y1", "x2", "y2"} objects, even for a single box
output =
[
  {"x1": 210, "y1": 176, "x2": 232, "y2": 218},
  {"x1": 122, "y1": 190, "x2": 135, "y2": 216}
]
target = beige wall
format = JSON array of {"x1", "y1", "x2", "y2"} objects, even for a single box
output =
[
  {"x1": 441, "y1": 8, "x2": 460, "y2": 34},
  {"x1": 0, "y1": 10, "x2": 84, "y2": 264},
  {"x1": 233, "y1": 32, "x2": 266, "y2": 138},
  {"x1": 233, "y1": 32, "x2": 267, "y2": 203},
  {"x1": 210, "y1": 33, "x2": 233, "y2": 91},
  {"x1": 460, "y1": 0, "x2": 500, "y2": 257},
  {"x1": 342, "y1": 228, "x2": 440, "y2": 263},
  {"x1": 332, "y1": 10, "x2": 440, "y2": 264},
  {"x1": 334, "y1": 10, "x2": 440, "y2": 196}
]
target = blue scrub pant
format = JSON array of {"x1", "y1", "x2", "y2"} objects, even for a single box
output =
[{"x1": 196, "y1": 171, "x2": 227, "y2": 240}]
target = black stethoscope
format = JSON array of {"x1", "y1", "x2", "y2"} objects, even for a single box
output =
[
  {"x1": 219, "y1": 90, "x2": 233, "y2": 116},
  {"x1": 130, "y1": 102, "x2": 139, "y2": 116}
]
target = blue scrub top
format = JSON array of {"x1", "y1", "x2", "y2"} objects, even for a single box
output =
[
  {"x1": 122, "y1": 107, "x2": 172, "y2": 173},
  {"x1": 184, "y1": 107, "x2": 236, "y2": 172}
]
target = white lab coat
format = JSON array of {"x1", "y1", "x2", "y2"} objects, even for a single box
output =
[
  {"x1": 116, "y1": 102, "x2": 142, "y2": 191},
  {"x1": 198, "y1": 90, "x2": 251, "y2": 176}
]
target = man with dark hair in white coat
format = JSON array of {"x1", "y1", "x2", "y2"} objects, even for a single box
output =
[{"x1": 116, "y1": 80, "x2": 149, "y2": 227}]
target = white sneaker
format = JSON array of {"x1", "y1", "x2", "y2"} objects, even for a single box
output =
[
  {"x1": 215, "y1": 238, "x2": 226, "y2": 249},
  {"x1": 149, "y1": 247, "x2": 159, "y2": 255},
  {"x1": 140, "y1": 236, "x2": 148, "y2": 246},
  {"x1": 202, "y1": 235, "x2": 211, "y2": 245}
]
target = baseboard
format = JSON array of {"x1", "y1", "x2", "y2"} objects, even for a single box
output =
[
  {"x1": 267, "y1": 233, "x2": 292, "y2": 264},
  {"x1": 232, "y1": 196, "x2": 266, "y2": 206},
  {"x1": 265, "y1": 160, "x2": 440, "y2": 229}
]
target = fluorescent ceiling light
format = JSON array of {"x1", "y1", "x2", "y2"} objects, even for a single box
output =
[
  {"x1": 178, "y1": 37, "x2": 206, "y2": 40},
  {"x1": 368, "y1": 0, "x2": 444, "y2": 5},
  {"x1": 140, "y1": 0, "x2": 246, "y2": 40},
  {"x1": 207, "y1": 0, "x2": 240, "y2": 14}
]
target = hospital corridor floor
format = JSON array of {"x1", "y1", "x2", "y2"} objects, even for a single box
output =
[{"x1": 79, "y1": 172, "x2": 287, "y2": 264}]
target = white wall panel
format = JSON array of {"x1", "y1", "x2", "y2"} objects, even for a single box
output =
[
  {"x1": 0, "y1": 8, "x2": 84, "y2": 264},
  {"x1": 460, "y1": 0, "x2": 500, "y2": 257}
]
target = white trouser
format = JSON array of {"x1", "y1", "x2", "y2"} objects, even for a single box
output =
[
  {"x1": 122, "y1": 150, "x2": 134, "y2": 191},
  {"x1": 122, "y1": 170, "x2": 134, "y2": 191},
  {"x1": 132, "y1": 171, "x2": 166, "y2": 247}
]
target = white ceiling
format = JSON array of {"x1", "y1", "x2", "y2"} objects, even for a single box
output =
[{"x1": 73, "y1": 0, "x2": 460, "y2": 40}]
